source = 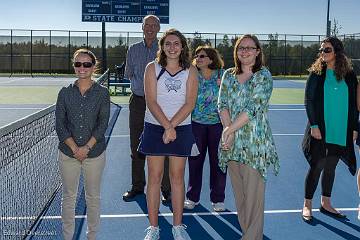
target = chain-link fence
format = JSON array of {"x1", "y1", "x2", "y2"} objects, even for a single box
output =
[{"x1": 0, "y1": 29, "x2": 359, "y2": 75}]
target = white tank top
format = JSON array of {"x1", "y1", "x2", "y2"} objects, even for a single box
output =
[{"x1": 145, "y1": 61, "x2": 191, "y2": 126}]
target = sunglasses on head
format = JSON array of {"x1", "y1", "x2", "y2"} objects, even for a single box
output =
[
  {"x1": 73, "y1": 62, "x2": 93, "y2": 68},
  {"x1": 319, "y1": 47, "x2": 333, "y2": 53},
  {"x1": 194, "y1": 54, "x2": 208, "y2": 59}
]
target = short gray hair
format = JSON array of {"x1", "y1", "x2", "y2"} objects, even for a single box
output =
[{"x1": 142, "y1": 15, "x2": 160, "y2": 25}]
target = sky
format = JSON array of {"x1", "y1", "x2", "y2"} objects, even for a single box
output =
[{"x1": 0, "y1": 0, "x2": 359, "y2": 36}]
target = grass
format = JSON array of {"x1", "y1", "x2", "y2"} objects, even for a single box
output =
[{"x1": 0, "y1": 87, "x2": 304, "y2": 105}]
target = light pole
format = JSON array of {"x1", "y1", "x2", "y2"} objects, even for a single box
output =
[{"x1": 326, "y1": 0, "x2": 331, "y2": 36}]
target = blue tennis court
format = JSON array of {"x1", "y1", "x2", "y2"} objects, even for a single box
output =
[
  {"x1": 1, "y1": 78, "x2": 358, "y2": 239},
  {"x1": 28, "y1": 101, "x2": 360, "y2": 240}
]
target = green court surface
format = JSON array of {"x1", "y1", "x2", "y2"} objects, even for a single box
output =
[
  {"x1": 271, "y1": 88, "x2": 304, "y2": 104},
  {"x1": 0, "y1": 87, "x2": 305, "y2": 105},
  {"x1": 0, "y1": 86, "x2": 63, "y2": 104}
]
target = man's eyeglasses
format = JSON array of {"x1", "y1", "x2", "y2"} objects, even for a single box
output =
[
  {"x1": 238, "y1": 46, "x2": 258, "y2": 52},
  {"x1": 73, "y1": 62, "x2": 93, "y2": 68},
  {"x1": 194, "y1": 54, "x2": 208, "y2": 59},
  {"x1": 319, "y1": 47, "x2": 333, "y2": 53}
]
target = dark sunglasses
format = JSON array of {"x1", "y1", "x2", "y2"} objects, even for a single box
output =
[
  {"x1": 194, "y1": 54, "x2": 208, "y2": 59},
  {"x1": 73, "y1": 62, "x2": 93, "y2": 68},
  {"x1": 319, "y1": 47, "x2": 333, "y2": 53}
]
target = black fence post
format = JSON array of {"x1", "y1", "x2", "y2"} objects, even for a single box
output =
[
  {"x1": 49, "y1": 30, "x2": 52, "y2": 75},
  {"x1": 300, "y1": 35, "x2": 303, "y2": 77},
  {"x1": 68, "y1": 31, "x2": 71, "y2": 73},
  {"x1": 284, "y1": 34, "x2": 287, "y2": 75},
  {"x1": 10, "y1": 30, "x2": 13, "y2": 77},
  {"x1": 214, "y1": 33, "x2": 217, "y2": 48},
  {"x1": 87, "y1": 31, "x2": 89, "y2": 49},
  {"x1": 30, "y1": 30, "x2": 33, "y2": 77},
  {"x1": 269, "y1": 39, "x2": 272, "y2": 73},
  {"x1": 102, "y1": 22, "x2": 107, "y2": 74}
]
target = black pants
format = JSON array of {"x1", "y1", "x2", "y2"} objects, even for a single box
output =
[
  {"x1": 304, "y1": 156, "x2": 339, "y2": 199},
  {"x1": 186, "y1": 122, "x2": 226, "y2": 203},
  {"x1": 129, "y1": 93, "x2": 171, "y2": 193}
]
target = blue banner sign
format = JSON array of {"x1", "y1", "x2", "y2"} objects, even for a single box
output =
[{"x1": 82, "y1": 0, "x2": 169, "y2": 23}]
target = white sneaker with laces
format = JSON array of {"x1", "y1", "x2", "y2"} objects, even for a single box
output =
[
  {"x1": 212, "y1": 202, "x2": 225, "y2": 212},
  {"x1": 172, "y1": 224, "x2": 191, "y2": 240},
  {"x1": 183, "y1": 199, "x2": 199, "y2": 210},
  {"x1": 144, "y1": 226, "x2": 160, "y2": 240}
]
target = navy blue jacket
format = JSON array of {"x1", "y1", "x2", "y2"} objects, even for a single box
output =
[{"x1": 302, "y1": 68, "x2": 358, "y2": 175}]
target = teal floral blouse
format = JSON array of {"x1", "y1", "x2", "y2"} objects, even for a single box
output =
[
  {"x1": 218, "y1": 67, "x2": 279, "y2": 180},
  {"x1": 192, "y1": 69, "x2": 224, "y2": 124}
]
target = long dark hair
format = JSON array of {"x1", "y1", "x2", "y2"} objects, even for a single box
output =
[
  {"x1": 156, "y1": 28, "x2": 191, "y2": 69},
  {"x1": 308, "y1": 36, "x2": 352, "y2": 80},
  {"x1": 232, "y1": 34, "x2": 264, "y2": 75},
  {"x1": 193, "y1": 45, "x2": 224, "y2": 70}
]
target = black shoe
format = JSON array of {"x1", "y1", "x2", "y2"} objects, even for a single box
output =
[
  {"x1": 319, "y1": 206, "x2": 346, "y2": 218},
  {"x1": 301, "y1": 210, "x2": 312, "y2": 222},
  {"x1": 122, "y1": 189, "x2": 144, "y2": 202},
  {"x1": 161, "y1": 191, "x2": 171, "y2": 204}
]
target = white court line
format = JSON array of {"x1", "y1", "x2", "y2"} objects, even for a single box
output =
[
  {"x1": 270, "y1": 104, "x2": 304, "y2": 106},
  {"x1": 0, "y1": 107, "x2": 44, "y2": 110},
  {"x1": 273, "y1": 134, "x2": 303, "y2": 136},
  {"x1": 110, "y1": 134, "x2": 130, "y2": 138},
  {"x1": 110, "y1": 134, "x2": 304, "y2": 138},
  {"x1": 3, "y1": 208, "x2": 358, "y2": 221},
  {"x1": 121, "y1": 108, "x2": 305, "y2": 111},
  {"x1": 0, "y1": 77, "x2": 27, "y2": 83},
  {"x1": 269, "y1": 109, "x2": 305, "y2": 111},
  {"x1": 120, "y1": 106, "x2": 305, "y2": 110}
]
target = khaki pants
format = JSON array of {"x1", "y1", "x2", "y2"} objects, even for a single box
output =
[
  {"x1": 59, "y1": 151, "x2": 106, "y2": 240},
  {"x1": 228, "y1": 161, "x2": 265, "y2": 240}
]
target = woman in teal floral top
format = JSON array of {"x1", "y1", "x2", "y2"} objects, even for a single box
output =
[
  {"x1": 218, "y1": 34, "x2": 279, "y2": 240},
  {"x1": 184, "y1": 46, "x2": 227, "y2": 212}
]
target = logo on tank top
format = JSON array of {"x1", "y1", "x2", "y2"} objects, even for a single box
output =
[{"x1": 164, "y1": 76, "x2": 182, "y2": 92}]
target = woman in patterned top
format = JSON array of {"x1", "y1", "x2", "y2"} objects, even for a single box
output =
[
  {"x1": 218, "y1": 34, "x2": 279, "y2": 240},
  {"x1": 184, "y1": 46, "x2": 227, "y2": 212}
]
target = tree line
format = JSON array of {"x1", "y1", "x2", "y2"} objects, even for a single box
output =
[{"x1": 0, "y1": 33, "x2": 359, "y2": 75}]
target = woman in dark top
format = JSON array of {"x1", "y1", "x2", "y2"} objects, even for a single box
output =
[
  {"x1": 55, "y1": 49, "x2": 110, "y2": 240},
  {"x1": 302, "y1": 37, "x2": 358, "y2": 222}
]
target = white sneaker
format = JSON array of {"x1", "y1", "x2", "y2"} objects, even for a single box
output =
[
  {"x1": 358, "y1": 203, "x2": 360, "y2": 220},
  {"x1": 144, "y1": 226, "x2": 160, "y2": 240},
  {"x1": 212, "y1": 202, "x2": 225, "y2": 212},
  {"x1": 172, "y1": 224, "x2": 191, "y2": 240},
  {"x1": 184, "y1": 199, "x2": 199, "y2": 210}
]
